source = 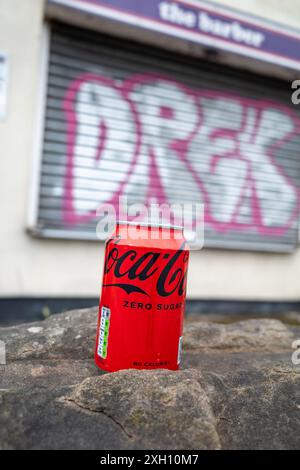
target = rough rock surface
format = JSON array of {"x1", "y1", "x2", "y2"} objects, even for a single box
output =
[{"x1": 0, "y1": 308, "x2": 300, "y2": 450}]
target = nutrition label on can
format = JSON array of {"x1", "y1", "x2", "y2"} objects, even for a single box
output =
[{"x1": 97, "y1": 306, "x2": 111, "y2": 359}]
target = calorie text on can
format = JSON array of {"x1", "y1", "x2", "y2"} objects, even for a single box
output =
[{"x1": 95, "y1": 222, "x2": 189, "y2": 372}]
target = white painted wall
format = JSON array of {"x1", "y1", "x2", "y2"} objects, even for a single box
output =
[
  {"x1": 211, "y1": 0, "x2": 300, "y2": 30},
  {"x1": 0, "y1": 0, "x2": 299, "y2": 301}
]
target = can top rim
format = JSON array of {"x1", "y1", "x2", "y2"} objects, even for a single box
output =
[{"x1": 117, "y1": 220, "x2": 183, "y2": 230}]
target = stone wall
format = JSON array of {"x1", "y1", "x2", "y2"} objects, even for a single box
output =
[{"x1": 1, "y1": 307, "x2": 300, "y2": 449}]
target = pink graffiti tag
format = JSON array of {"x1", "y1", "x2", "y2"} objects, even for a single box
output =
[{"x1": 62, "y1": 72, "x2": 300, "y2": 236}]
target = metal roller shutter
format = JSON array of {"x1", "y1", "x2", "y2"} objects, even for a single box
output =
[{"x1": 36, "y1": 22, "x2": 300, "y2": 251}]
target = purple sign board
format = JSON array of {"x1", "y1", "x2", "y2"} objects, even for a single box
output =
[{"x1": 48, "y1": 0, "x2": 300, "y2": 70}]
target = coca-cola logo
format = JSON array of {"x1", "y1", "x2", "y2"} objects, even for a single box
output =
[{"x1": 103, "y1": 243, "x2": 188, "y2": 298}]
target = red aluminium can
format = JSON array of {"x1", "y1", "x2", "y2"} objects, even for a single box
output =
[{"x1": 95, "y1": 222, "x2": 189, "y2": 372}]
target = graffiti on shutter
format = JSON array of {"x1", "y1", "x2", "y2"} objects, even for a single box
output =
[{"x1": 38, "y1": 26, "x2": 300, "y2": 251}]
